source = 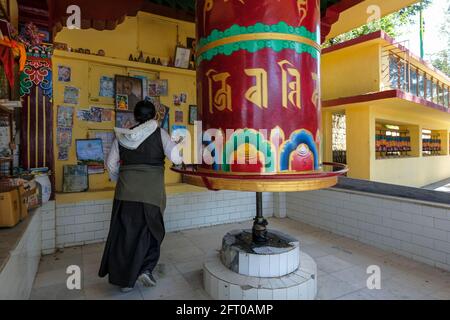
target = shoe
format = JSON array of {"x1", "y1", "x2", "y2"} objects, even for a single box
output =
[
  {"x1": 138, "y1": 271, "x2": 157, "y2": 287},
  {"x1": 120, "y1": 287, "x2": 134, "y2": 293}
]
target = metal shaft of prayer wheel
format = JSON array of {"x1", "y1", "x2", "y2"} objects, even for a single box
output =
[{"x1": 253, "y1": 192, "x2": 268, "y2": 243}]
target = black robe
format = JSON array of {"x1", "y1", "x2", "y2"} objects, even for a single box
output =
[{"x1": 98, "y1": 128, "x2": 166, "y2": 288}]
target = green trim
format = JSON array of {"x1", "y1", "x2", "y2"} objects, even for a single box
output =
[
  {"x1": 197, "y1": 40, "x2": 319, "y2": 64},
  {"x1": 197, "y1": 21, "x2": 319, "y2": 64}
]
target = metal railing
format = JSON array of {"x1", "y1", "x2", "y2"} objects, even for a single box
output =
[{"x1": 382, "y1": 42, "x2": 450, "y2": 109}]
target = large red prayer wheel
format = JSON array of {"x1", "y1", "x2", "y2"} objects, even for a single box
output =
[{"x1": 175, "y1": 0, "x2": 347, "y2": 192}]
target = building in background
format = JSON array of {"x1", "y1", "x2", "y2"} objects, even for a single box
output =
[{"x1": 321, "y1": 31, "x2": 450, "y2": 187}]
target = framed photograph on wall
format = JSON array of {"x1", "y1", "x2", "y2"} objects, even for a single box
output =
[
  {"x1": 75, "y1": 139, "x2": 105, "y2": 175},
  {"x1": 115, "y1": 75, "x2": 143, "y2": 111},
  {"x1": 116, "y1": 111, "x2": 138, "y2": 129},
  {"x1": 62, "y1": 165, "x2": 89, "y2": 193},
  {"x1": 189, "y1": 105, "x2": 197, "y2": 125},
  {"x1": 174, "y1": 46, "x2": 191, "y2": 69},
  {"x1": 115, "y1": 94, "x2": 129, "y2": 110}
]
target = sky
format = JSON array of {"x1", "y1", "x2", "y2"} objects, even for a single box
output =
[{"x1": 396, "y1": 0, "x2": 449, "y2": 61}]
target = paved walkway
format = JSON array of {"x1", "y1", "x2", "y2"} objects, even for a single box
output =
[
  {"x1": 30, "y1": 218, "x2": 450, "y2": 300},
  {"x1": 423, "y1": 178, "x2": 450, "y2": 193}
]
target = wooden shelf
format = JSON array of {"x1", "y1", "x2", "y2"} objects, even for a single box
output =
[{"x1": 53, "y1": 50, "x2": 196, "y2": 77}]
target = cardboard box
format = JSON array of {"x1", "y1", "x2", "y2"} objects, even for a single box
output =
[
  {"x1": 0, "y1": 188, "x2": 20, "y2": 227},
  {"x1": 18, "y1": 185, "x2": 29, "y2": 220}
]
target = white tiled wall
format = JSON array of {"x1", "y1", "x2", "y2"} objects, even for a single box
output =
[
  {"x1": 40, "y1": 201, "x2": 56, "y2": 255},
  {"x1": 53, "y1": 191, "x2": 274, "y2": 249},
  {"x1": 286, "y1": 189, "x2": 450, "y2": 271},
  {"x1": 0, "y1": 208, "x2": 42, "y2": 299}
]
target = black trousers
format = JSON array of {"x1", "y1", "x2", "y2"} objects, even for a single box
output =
[{"x1": 98, "y1": 199, "x2": 165, "y2": 288}]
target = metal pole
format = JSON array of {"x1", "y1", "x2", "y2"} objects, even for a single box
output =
[
  {"x1": 252, "y1": 192, "x2": 268, "y2": 244},
  {"x1": 256, "y1": 192, "x2": 263, "y2": 218}
]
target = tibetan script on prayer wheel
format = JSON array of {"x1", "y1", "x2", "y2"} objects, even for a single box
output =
[{"x1": 196, "y1": 0, "x2": 322, "y2": 174}]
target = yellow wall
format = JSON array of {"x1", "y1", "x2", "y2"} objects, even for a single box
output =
[
  {"x1": 345, "y1": 106, "x2": 373, "y2": 180},
  {"x1": 369, "y1": 103, "x2": 450, "y2": 187},
  {"x1": 52, "y1": 14, "x2": 197, "y2": 195},
  {"x1": 321, "y1": 42, "x2": 381, "y2": 100},
  {"x1": 55, "y1": 12, "x2": 195, "y2": 63}
]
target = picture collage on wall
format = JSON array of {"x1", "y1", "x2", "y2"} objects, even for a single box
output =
[
  {"x1": 56, "y1": 59, "x2": 194, "y2": 190},
  {"x1": 56, "y1": 105, "x2": 74, "y2": 161}
]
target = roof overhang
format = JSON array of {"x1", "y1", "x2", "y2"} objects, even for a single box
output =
[
  {"x1": 322, "y1": 0, "x2": 420, "y2": 41},
  {"x1": 323, "y1": 89, "x2": 450, "y2": 123},
  {"x1": 17, "y1": 0, "x2": 420, "y2": 43}
]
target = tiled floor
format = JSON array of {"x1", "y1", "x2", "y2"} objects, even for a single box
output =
[{"x1": 30, "y1": 218, "x2": 450, "y2": 300}]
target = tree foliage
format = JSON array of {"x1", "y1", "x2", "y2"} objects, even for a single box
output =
[
  {"x1": 323, "y1": 1, "x2": 432, "y2": 47},
  {"x1": 429, "y1": 0, "x2": 450, "y2": 76}
]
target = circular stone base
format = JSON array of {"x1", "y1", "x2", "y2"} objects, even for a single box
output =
[{"x1": 203, "y1": 251, "x2": 317, "y2": 300}]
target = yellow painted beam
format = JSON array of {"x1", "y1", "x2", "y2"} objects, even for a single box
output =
[{"x1": 326, "y1": 0, "x2": 420, "y2": 40}]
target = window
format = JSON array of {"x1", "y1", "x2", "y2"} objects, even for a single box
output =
[
  {"x1": 389, "y1": 55, "x2": 399, "y2": 89},
  {"x1": 422, "y1": 129, "x2": 442, "y2": 156},
  {"x1": 418, "y1": 71, "x2": 425, "y2": 98},
  {"x1": 410, "y1": 68, "x2": 418, "y2": 96},
  {"x1": 432, "y1": 81, "x2": 438, "y2": 104},
  {"x1": 332, "y1": 113, "x2": 347, "y2": 164},
  {"x1": 438, "y1": 84, "x2": 445, "y2": 106},
  {"x1": 444, "y1": 86, "x2": 449, "y2": 108},
  {"x1": 399, "y1": 62, "x2": 408, "y2": 91},
  {"x1": 376, "y1": 123, "x2": 412, "y2": 159},
  {"x1": 426, "y1": 78, "x2": 432, "y2": 100}
]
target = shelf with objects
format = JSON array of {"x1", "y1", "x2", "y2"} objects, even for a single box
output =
[
  {"x1": 51, "y1": 47, "x2": 198, "y2": 202},
  {"x1": 0, "y1": 19, "x2": 54, "y2": 228}
]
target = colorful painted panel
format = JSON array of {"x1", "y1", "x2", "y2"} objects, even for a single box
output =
[{"x1": 19, "y1": 44, "x2": 55, "y2": 197}]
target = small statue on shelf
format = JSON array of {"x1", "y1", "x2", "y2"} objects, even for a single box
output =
[
  {"x1": 138, "y1": 51, "x2": 144, "y2": 63},
  {"x1": 145, "y1": 56, "x2": 151, "y2": 64},
  {"x1": 128, "y1": 54, "x2": 134, "y2": 61}
]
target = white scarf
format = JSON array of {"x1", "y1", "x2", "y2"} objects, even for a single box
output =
[{"x1": 114, "y1": 119, "x2": 158, "y2": 150}]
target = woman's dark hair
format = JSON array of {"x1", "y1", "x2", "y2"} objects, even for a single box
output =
[{"x1": 134, "y1": 100, "x2": 156, "y2": 124}]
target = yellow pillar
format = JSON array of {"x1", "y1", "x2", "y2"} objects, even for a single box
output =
[{"x1": 345, "y1": 106, "x2": 373, "y2": 180}]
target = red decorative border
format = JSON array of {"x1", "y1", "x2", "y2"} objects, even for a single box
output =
[{"x1": 172, "y1": 162, "x2": 348, "y2": 180}]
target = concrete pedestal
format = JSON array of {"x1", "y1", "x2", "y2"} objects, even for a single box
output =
[{"x1": 203, "y1": 230, "x2": 317, "y2": 300}]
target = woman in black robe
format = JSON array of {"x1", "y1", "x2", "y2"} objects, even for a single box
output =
[{"x1": 99, "y1": 100, "x2": 182, "y2": 292}]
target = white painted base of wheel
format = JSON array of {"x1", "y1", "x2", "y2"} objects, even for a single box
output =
[{"x1": 203, "y1": 251, "x2": 317, "y2": 300}]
